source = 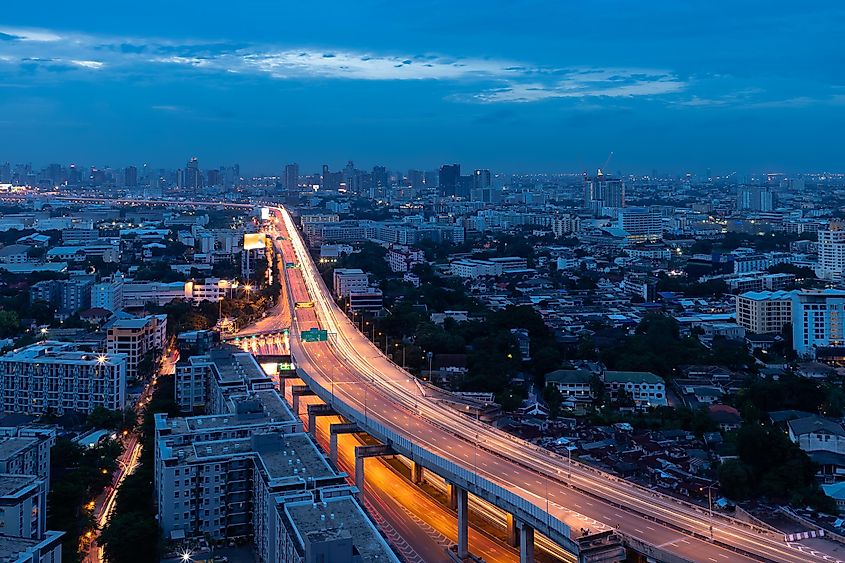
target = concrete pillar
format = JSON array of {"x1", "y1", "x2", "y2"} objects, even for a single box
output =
[
  {"x1": 411, "y1": 461, "x2": 423, "y2": 484},
  {"x1": 329, "y1": 432, "x2": 339, "y2": 467},
  {"x1": 328, "y1": 423, "x2": 359, "y2": 469},
  {"x1": 519, "y1": 524, "x2": 535, "y2": 563},
  {"x1": 447, "y1": 482, "x2": 458, "y2": 510},
  {"x1": 355, "y1": 453, "x2": 365, "y2": 499},
  {"x1": 306, "y1": 404, "x2": 334, "y2": 439},
  {"x1": 456, "y1": 486, "x2": 469, "y2": 560},
  {"x1": 506, "y1": 513, "x2": 519, "y2": 547},
  {"x1": 290, "y1": 385, "x2": 312, "y2": 418}
]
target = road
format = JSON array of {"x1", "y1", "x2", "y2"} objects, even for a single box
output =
[
  {"x1": 270, "y1": 205, "x2": 845, "y2": 563},
  {"x1": 293, "y1": 392, "x2": 525, "y2": 563},
  {"x1": 85, "y1": 347, "x2": 178, "y2": 562}
]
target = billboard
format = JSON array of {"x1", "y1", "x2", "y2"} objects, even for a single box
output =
[{"x1": 243, "y1": 233, "x2": 267, "y2": 251}]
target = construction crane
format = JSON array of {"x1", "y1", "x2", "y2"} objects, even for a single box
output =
[{"x1": 597, "y1": 151, "x2": 614, "y2": 176}]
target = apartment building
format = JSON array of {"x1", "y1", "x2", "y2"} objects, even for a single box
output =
[
  {"x1": 0, "y1": 342, "x2": 127, "y2": 414},
  {"x1": 386, "y1": 245, "x2": 425, "y2": 273},
  {"x1": 791, "y1": 289, "x2": 845, "y2": 359},
  {"x1": 91, "y1": 273, "x2": 124, "y2": 312},
  {"x1": 106, "y1": 314, "x2": 167, "y2": 380},
  {"x1": 122, "y1": 280, "x2": 187, "y2": 307},
  {"x1": 817, "y1": 224, "x2": 845, "y2": 281},
  {"x1": 736, "y1": 290, "x2": 794, "y2": 334}
]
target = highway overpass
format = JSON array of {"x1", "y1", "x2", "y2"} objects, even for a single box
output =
[{"x1": 271, "y1": 204, "x2": 843, "y2": 563}]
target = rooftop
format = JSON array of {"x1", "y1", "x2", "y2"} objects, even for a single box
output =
[
  {"x1": 284, "y1": 496, "x2": 398, "y2": 563},
  {"x1": 604, "y1": 370, "x2": 664, "y2": 385}
]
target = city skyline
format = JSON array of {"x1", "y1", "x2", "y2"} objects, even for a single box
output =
[{"x1": 1, "y1": 1, "x2": 844, "y2": 173}]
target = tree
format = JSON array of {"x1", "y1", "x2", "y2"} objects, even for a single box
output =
[
  {"x1": 542, "y1": 385, "x2": 564, "y2": 418},
  {"x1": 99, "y1": 512, "x2": 161, "y2": 563},
  {"x1": 718, "y1": 460, "x2": 753, "y2": 500}
]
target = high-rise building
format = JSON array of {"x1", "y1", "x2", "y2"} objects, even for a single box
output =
[
  {"x1": 737, "y1": 185, "x2": 775, "y2": 212},
  {"x1": 283, "y1": 163, "x2": 299, "y2": 191},
  {"x1": 439, "y1": 164, "x2": 461, "y2": 196},
  {"x1": 185, "y1": 157, "x2": 203, "y2": 191},
  {"x1": 583, "y1": 171, "x2": 624, "y2": 216},
  {"x1": 124, "y1": 165, "x2": 138, "y2": 187},
  {"x1": 791, "y1": 289, "x2": 845, "y2": 359},
  {"x1": 472, "y1": 169, "x2": 491, "y2": 189},
  {"x1": 817, "y1": 223, "x2": 845, "y2": 281},
  {"x1": 91, "y1": 273, "x2": 125, "y2": 312},
  {"x1": 371, "y1": 166, "x2": 388, "y2": 197},
  {"x1": 407, "y1": 169, "x2": 424, "y2": 188}
]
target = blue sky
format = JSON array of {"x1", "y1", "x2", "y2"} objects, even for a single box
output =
[{"x1": 1, "y1": 1, "x2": 843, "y2": 174}]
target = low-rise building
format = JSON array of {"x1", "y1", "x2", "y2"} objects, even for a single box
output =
[
  {"x1": 545, "y1": 369, "x2": 595, "y2": 405},
  {"x1": 332, "y1": 269, "x2": 368, "y2": 299},
  {"x1": 604, "y1": 370, "x2": 667, "y2": 407}
]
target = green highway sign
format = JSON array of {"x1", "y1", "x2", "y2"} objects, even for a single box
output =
[{"x1": 301, "y1": 328, "x2": 328, "y2": 342}]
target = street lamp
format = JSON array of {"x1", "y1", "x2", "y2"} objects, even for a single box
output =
[{"x1": 700, "y1": 482, "x2": 717, "y2": 541}]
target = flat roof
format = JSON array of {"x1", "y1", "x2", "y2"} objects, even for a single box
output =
[
  {"x1": 0, "y1": 474, "x2": 37, "y2": 498},
  {"x1": 253, "y1": 433, "x2": 336, "y2": 484},
  {"x1": 0, "y1": 437, "x2": 37, "y2": 461},
  {"x1": 284, "y1": 496, "x2": 398, "y2": 563}
]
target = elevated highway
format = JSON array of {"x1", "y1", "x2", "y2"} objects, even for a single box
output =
[{"x1": 272, "y1": 204, "x2": 843, "y2": 563}]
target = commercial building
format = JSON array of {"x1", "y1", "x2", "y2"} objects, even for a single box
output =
[
  {"x1": 122, "y1": 280, "x2": 187, "y2": 307},
  {"x1": 348, "y1": 289, "x2": 384, "y2": 313},
  {"x1": 736, "y1": 290, "x2": 794, "y2": 334},
  {"x1": 106, "y1": 314, "x2": 167, "y2": 380},
  {"x1": 618, "y1": 207, "x2": 662, "y2": 242},
  {"x1": 0, "y1": 342, "x2": 126, "y2": 414},
  {"x1": 332, "y1": 269, "x2": 369, "y2": 299}
]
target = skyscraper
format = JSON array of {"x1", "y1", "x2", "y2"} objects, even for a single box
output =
[
  {"x1": 472, "y1": 169, "x2": 491, "y2": 189},
  {"x1": 284, "y1": 163, "x2": 299, "y2": 191},
  {"x1": 439, "y1": 163, "x2": 461, "y2": 196},
  {"x1": 124, "y1": 165, "x2": 137, "y2": 188},
  {"x1": 583, "y1": 170, "x2": 624, "y2": 216},
  {"x1": 185, "y1": 157, "x2": 203, "y2": 191}
]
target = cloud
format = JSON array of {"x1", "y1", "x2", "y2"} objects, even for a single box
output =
[
  {"x1": 471, "y1": 69, "x2": 686, "y2": 103},
  {"x1": 0, "y1": 25, "x2": 688, "y2": 104}
]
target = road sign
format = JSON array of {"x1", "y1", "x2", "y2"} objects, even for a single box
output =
[{"x1": 300, "y1": 328, "x2": 328, "y2": 342}]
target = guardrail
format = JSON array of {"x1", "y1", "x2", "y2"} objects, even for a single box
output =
[{"x1": 294, "y1": 364, "x2": 581, "y2": 555}]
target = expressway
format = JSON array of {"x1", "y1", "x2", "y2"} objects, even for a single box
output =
[{"x1": 269, "y1": 205, "x2": 844, "y2": 563}]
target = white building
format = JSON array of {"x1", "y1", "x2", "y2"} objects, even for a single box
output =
[
  {"x1": 551, "y1": 214, "x2": 582, "y2": 237},
  {"x1": 332, "y1": 268, "x2": 369, "y2": 299},
  {"x1": 386, "y1": 246, "x2": 425, "y2": 273},
  {"x1": 788, "y1": 416, "x2": 845, "y2": 456},
  {"x1": 0, "y1": 342, "x2": 127, "y2": 414},
  {"x1": 450, "y1": 259, "x2": 503, "y2": 278},
  {"x1": 122, "y1": 280, "x2": 187, "y2": 307},
  {"x1": 186, "y1": 278, "x2": 232, "y2": 303},
  {"x1": 791, "y1": 289, "x2": 845, "y2": 359},
  {"x1": 618, "y1": 208, "x2": 662, "y2": 242},
  {"x1": 604, "y1": 370, "x2": 667, "y2": 407},
  {"x1": 91, "y1": 273, "x2": 125, "y2": 312},
  {"x1": 817, "y1": 225, "x2": 845, "y2": 281},
  {"x1": 736, "y1": 290, "x2": 794, "y2": 334}
]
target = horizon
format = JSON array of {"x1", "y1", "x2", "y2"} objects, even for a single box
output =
[{"x1": 1, "y1": 1, "x2": 844, "y2": 173}]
